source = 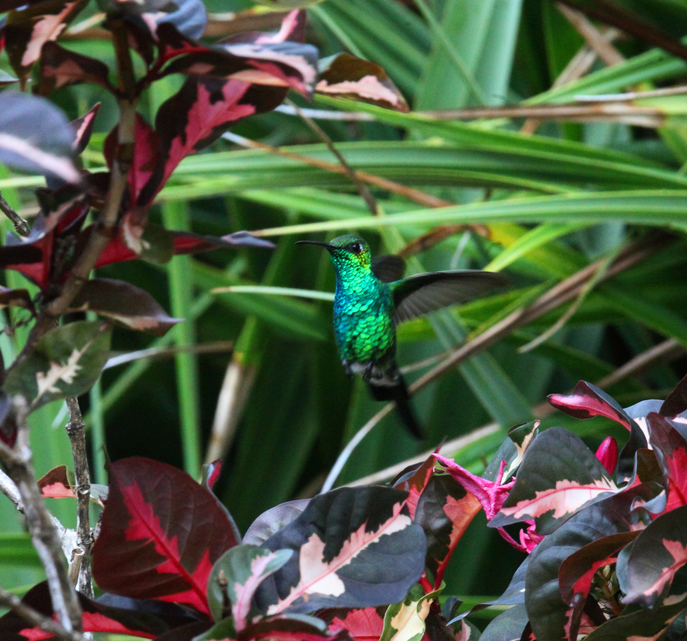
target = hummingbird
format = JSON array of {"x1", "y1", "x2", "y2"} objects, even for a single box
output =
[{"x1": 297, "y1": 234, "x2": 509, "y2": 439}]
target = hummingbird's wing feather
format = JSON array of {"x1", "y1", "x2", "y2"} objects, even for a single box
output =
[
  {"x1": 391, "y1": 270, "x2": 509, "y2": 324},
  {"x1": 371, "y1": 255, "x2": 406, "y2": 283}
]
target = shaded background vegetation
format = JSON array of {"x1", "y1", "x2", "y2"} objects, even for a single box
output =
[{"x1": 2, "y1": 0, "x2": 687, "y2": 624}]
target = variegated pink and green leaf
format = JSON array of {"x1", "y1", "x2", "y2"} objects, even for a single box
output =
[
  {"x1": 92, "y1": 456, "x2": 239, "y2": 615},
  {"x1": 207, "y1": 544, "x2": 293, "y2": 627},
  {"x1": 617, "y1": 503, "x2": 687, "y2": 608},
  {"x1": 254, "y1": 486, "x2": 426, "y2": 615},
  {"x1": 36, "y1": 41, "x2": 113, "y2": 95},
  {"x1": 490, "y1": 428, "x2": 619, "y2": 535},
  {"x1": 558, "y1": 532, "x2": 638, "y2": 640},
  {"x1": 392, "y1": 454, "x2": 436, "y2": 519},
  {"x1": 379, "y1": 583, "x2": 439, "y2": 641},
  {"x1": 2, "y1": 320, "x2": 112, "y2": 410},
  {"x1": 548, "y1": 381, "x2": 635, "y2": 430}
]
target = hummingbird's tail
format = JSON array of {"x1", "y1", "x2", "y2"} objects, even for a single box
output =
[{"x1": 368, "y1": 372, "x2": 425, "y2": 440}]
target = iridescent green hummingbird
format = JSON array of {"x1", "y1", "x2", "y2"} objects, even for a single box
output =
[{"x1": 297, "y1": 234, "x2": 509, "y2": 439}]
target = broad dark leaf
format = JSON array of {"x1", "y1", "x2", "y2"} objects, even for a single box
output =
[
  {"x1": 4, "y1": 0, "x2": 88, "y2": 85},
  {"x1": 207, "y1": 544, "x2": 293, "y2": 626},
  {"x1": 0, "y1": 92, "x2": 79, "y2": 182},
  {"x1": 244, "y1": 499, "x2": 310, "y2": 546},
  {"x1": 648, "y1": 413, "x2": 687, "y2": 513},
  {"x1": 479, "y1": 603, "x2": 529, "y2": 641},
  {"x1": 316, "y1": 53, "x2": 408, "y2": 112},
  {"x1": 3, "y1": 320, "x2": 112, "y2": 409},
  {"x1": 617, "y1": 504, "x2": 687, "y2": 607},
  {"x1": 69, "y1": 278, "x2": 182, "y2": 336},
  {"x1": 0, "y1": 285, "x2": 33, "y2": 311},
  {"x1": 201, "y1": 459, "x2": 242, "y2": 545},
  {"x1": 36, "y1": 41, "x2": 112, "y2": 96},
  {"x1": 490, "y1": 428, "x2": 618, "y2": 535},
  {"x1": 92, "y1": 456, "x2": 239, "y2": 615},
  {"x1": 0, "y1": 582, "x2": 198, "y2": 640},
  {"x1": 663, "y1": 373, "x2": 687, "y2": 418},
  {"x1": 255, "y1": 486, "x2": 426, "y2": 615},
  {"x1": 525, "y1": 483, "x2": 659, "y2": 641}
]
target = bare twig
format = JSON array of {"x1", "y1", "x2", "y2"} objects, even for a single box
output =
[
  {"x1": 0, "y1": 586, "x2": 85, "y2": 641},
  {"x1": 104, "y1": 341, "x2": 234, "y2": 370},
  {"x1": 0, "y1": 398, "x2": 82, "y2": 633},
  {"x1": 0, "y1": 191, "x2": 30, "y2": 237},
  {"x1": 65, "y1": 398, "x2": 93, "y2": 597},
  {"x1": 557, "y1": 3, "x2": 624, "y2": 66}
]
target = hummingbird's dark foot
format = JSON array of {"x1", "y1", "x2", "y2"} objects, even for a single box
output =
[{"x1": 342, "y1": 360, "x2": 354, "y2": 378}]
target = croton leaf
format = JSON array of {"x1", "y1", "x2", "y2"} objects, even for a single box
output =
[
  {"x1": 0, "y1": 92, "x2": 79, "y2": 183},
  {"x1": 525, "y1": 482, "x2": 660, "y2": 641},
  {"x1": 379, "y1": 583, "x2": 439, "y2": 641},
  {"x1": 70, "y1": 102, "x2": 101, "y2": 155},
  {"x1": 557, "y1": 532, "x2": 638, "y2": 640},
  {"x1": 92, "y1": 456, "x2": 239, "y2": 615},
  {"x1": 490, "y1": 427, "x2": 618, "y2": 535},
  {"x1": 37, "y1": 464, "x2": 76, "y2": 499},
  {"x1": 244, "y1": 499, "x2": 310, "y2": 546},
  {"x1": 207, "y1": 544, "x2": 293, "y2": 626},
  {"x1": 478, "y1": 603, "x2": 529, "y2": 641},
  {"x1": 255, "y1": 486, "x2": 426, "y2": 615},
  {"x1": 0, "y1": 581, "x2": 198, "y2": 640},
  {"x1": 662, "y1": 373, "x2": 687, "y2": 418},
  {"x1": 201, "y1": 459, "x2": 243, "y2": 545},
  {"x1": 392, "y1": 454, "x2": 436, "y2": 518},
  {"x1": 36, "y1": 41, "x2": 113, "y2": 96},
  {"x1": 413, "y1": 471, "x2": 481, "y2": 587},
  {"x1": 3, "y1": 320, "x2": 112, "y2": 410},
  {"x1": 68, "y1": 278, "x2": 181, "y2": 336},
  {"x1": 617, "y1": 503, "x2": 687, "y2": 607},
  {"x1": 4, "y1": 0, "x2": 88, "y2": 86},
  {"x1": 648, "y1": 413, "x2": 687, "y2": 513},
  {"x1": 0, "y1": 285, "x2": 33, "y2": 310},
  {"x1": 582, "y1": 595, "x2": 687, "y2": 641},
  {"x1": 324, "y1": 607, "x2": 385, "y2": 641},
  {"x1": 316, "y1": 53, "x2": 408, "y2": 112}
]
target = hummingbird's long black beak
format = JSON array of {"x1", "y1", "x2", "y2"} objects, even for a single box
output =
[{"x1": 296, "y1": 240, "x2": 333, "y2": 250}]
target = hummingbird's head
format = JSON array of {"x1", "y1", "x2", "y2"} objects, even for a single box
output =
[{"x1": 296, "y1": 234, "x2": 372, "y2": 272}]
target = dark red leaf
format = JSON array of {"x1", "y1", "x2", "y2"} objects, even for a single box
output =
[
  {"x1": 70, "y1": 102, "x2": 101, "y2": 155},
  {"x1": 325, "y1": 608, "x2": 384, "y2": 641},
  {"x1": 92, "y1": 456, "x2": 239, "y2": 614},
  {"x1": 316, "y1": 53, "x2": 408, "y2": 112},
  {"x1": 37, "y1": 465, "x2": 76, "y2": 499},
  {"x1": 4, "y1": 0, "x2": 88, "y2": 86},
  {"x1": 648, "y1": 413, "x2": 687, "y2": 513},
  {"x1": 36, "y1": 41, "x2": 112, "y2": 96},
  {"x1": 595, "y1": 436, "x2": 618, "y2": 476},
  {"x1": 392, "y1": 454, "x2": 436, "y2": 519},
  {"x1": 662, "y1": 373, "x2": 687, "y2": 418},
  {"x1": 69, "y1": 278, "x2": 181, "y2": 336},
  {"x1": 0, "y1": 582, "x2": 198, "y2": 640}
]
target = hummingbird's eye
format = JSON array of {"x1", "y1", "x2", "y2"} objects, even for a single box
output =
[{"x1": 349, "y1": 242, "x2": 363, "y2": 253}]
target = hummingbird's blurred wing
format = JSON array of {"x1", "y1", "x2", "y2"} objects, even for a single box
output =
[
  {"x1": 371, "y1": 255, "x2": 406, "y2": 283},
  {"x1": 391, "y1": 270, "x2": 509, "y2": 324}
]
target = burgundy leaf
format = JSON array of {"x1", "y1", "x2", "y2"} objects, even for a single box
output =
[
  {"x1": 548, "y1": 381, "x2": 636, "y2": 432},
  {"x1": 662, "y1": 373, "x2": 687, "y2": 418},
  {"x1": 4, "y1": 0, "x2": 88, "y2": 86},
  {"x1": 237, "y1": 614, "x2": 351, "y2": 641},
  {"x1": 243, "y1": 499, "x2": 310, "y2": 546},
  {"x1": 92, "y1": 456, "x2": 239, "y2": 615},
  {"x1": 70, "y1": 102, "x2": 101, "y2": 155},
  {"x1": 316, "y1": 53, "x2": 408, "y2": 112},
  {"x1": 69, "y1": 278, "x2": 181, "y2": 336},
  {"x1": 595, "y1": 436, "x2": 618, "y2": 476},
  {"x1": 558, "y1": 532, "x2": 638, "y2": 641},
  {"x1": 0, "y1": 285, "x2": 34, "y2": 311},
  {"x1": 0, "y1": 582, "x2": 198, "y2": 640},
  {"x1": 37, "y1": 464, "x2": 76, "y2": 499},
  {"x1": 392, "y1": 454, "x2": 437, "y2": 519},
  {"x1": 36, "y1": 41, "x2": 113, "y2": 96},
  {"x1": 648, "y1": 413, "x2": 687, "y2": 513},
  {"x1": 325, "y1": 608, "x2": 385, "y2": 641},
  {"x1": 203, "y1": 459, "x2": 222, "y2": 490}
]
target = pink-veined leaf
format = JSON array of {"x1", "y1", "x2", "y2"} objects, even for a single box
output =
[
  {"x1": 68, "y1": 278, "x2": 182, "y2": 336},
  {"x1": 617, "y1": 503, "x2": 687, "y2": 607},
  {"x1": 558, "y1": 532, "x2": 638, "y2": 641},
  {"x1": 595, "y1": 436, "x2": 618, "y2": 476},
  {"x1": 548, "y1": 380, "x2": 634, "y2": 430},
  {"x1": 648, "y1": 413, "x2": 687, "y2": 513},
  {"x1": 2, "y1": 320, "x2": 112, "y2": 410},
  {"x1": 92, "y1": 456, "x2": 239, "y2": 615},
  {"x1": 4, "y1": 0, "x2": 88, "y2": 86},
  {"x1": 316, "y1": 53, "x2": 408, "y2": 112},
  {"x1": 70, "y1": 102, "x2": 101, "y2": 155},
  {"x1": 0, "y1": 582, "x2": 199, "y2": 640},
  {"x1": 36, "y1": 41, "x2": 113, "y2": 95},
  {"x1": 325, "y1": 607, "x2": 385, "y2": 641},
  {"x1": 207, "y1": 544, "x2": 293, "y2": 627},
  {"x1": 490, "y1": 428, "x2": 618, "y2": 535},
  {"x1": 37, "y1": 464, "x2": 76, "y2": 499},
  {"x1": 254, "y1": 486, "x2": 426, "y2": 615},
  {"x1": 392, "y1": 454, "x2": 437, "y2": 519}
]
